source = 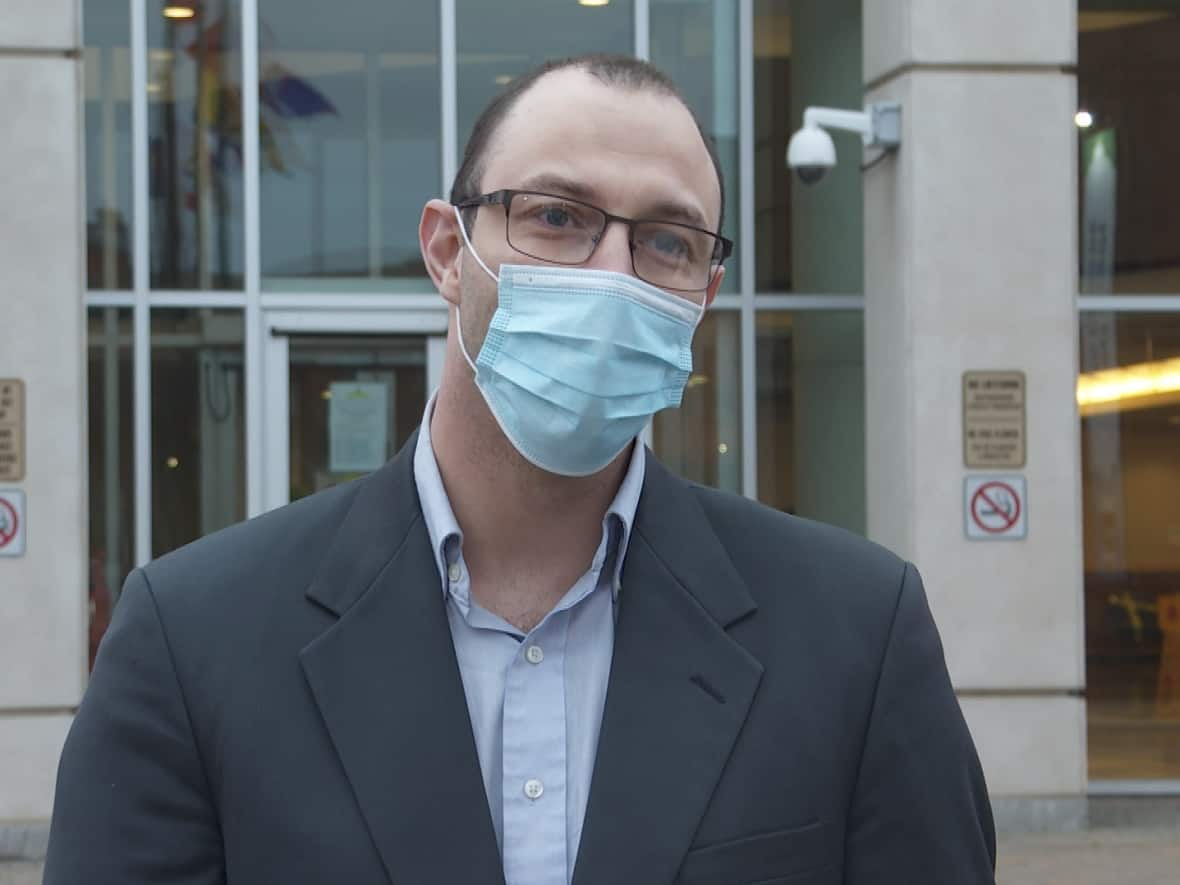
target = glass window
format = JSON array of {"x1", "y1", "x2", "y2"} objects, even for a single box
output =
[
  {"x1": 651, "y1": 0, "x2": 740, "y2": 294},
  {"x1": 756, "y1": 311, "x2": 864, "y2": 534},
  {"x1": 1080, "y1": 312, "x2": 1180, "y2": 779},
  {"x1": 287, "y1": 335, "x2": 427, "y2": 502},
  {"x1": 456, "y1": 0, "x2": 633, "y2": 153},
  {"x1": 151, "y1": 308, "x2": 245, "y2": 556},
  {"x1": 1078, "y1": 4, "x2": 1180, "y2": 295},
  {"x1": 148, "y1": 0, "x2": 244, "y2": 290},
  {"x1": 753, "y1": 0, "x2": 862, "y2": 293},
  {"x1": 86, "y1": 308, "x2": 134, "y2": 668},
  {"x1": 83, "y1": 0, "x2": 134, "y2": 290},
  {"x1": 653, "y1": 310, "x2": 742, "y2": 493},
  {"x1": 258, "y1": 0, "x2": 440, "y2": 292}
]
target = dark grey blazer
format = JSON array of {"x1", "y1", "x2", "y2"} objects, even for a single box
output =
[{"x1": 45, "y1": 434, "x2": 995, "y2": 884}]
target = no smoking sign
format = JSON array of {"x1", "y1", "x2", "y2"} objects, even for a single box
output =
[
  {"x1": 964, "y1": 475, "x2": 1027, "y2": 541},
  {"x1": 0, "y1": 489, "x2": 25, "y2": 557}
]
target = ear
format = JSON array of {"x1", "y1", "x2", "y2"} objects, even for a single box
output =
[
  {"x1": 420, "y1": 198, "x2": 463, "y2": 308},
  {"x1": 704, "y1": 264, "x2": 726, "y2": 309}
]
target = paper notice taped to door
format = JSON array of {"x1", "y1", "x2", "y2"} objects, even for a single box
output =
[{"x1": 329, "y1": 382, "x2": 388, "y2": 473}]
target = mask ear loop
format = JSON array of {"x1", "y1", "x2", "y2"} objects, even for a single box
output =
[{"x1": 451, "y1": 205, "x2": 501, "y2": 373}]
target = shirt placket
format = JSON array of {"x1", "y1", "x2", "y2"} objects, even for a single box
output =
[{"x1": 501, "y1": 611, "x2": 571, "y2": 885}]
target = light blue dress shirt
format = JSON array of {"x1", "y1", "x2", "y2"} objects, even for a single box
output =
[{"x1": 412, "y1": 396, "x2": 645, "y2": 885}]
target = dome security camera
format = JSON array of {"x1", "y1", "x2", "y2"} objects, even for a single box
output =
[
  {"x1": 785, "y1": 103, "x2": 902, "y2": 185},
  {"x1": 786, "y1": 126, "x2": 837, "y2": 184}
]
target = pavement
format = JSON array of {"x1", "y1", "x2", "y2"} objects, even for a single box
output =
[{"x1": 3, "y1": 829, "x2": 1179, "y2": 884}]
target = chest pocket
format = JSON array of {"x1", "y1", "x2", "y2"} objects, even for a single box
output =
[{"x1": 674, "y1": 820, "x2": 836, "y2": 885}]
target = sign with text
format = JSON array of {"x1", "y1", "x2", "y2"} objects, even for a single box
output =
[
  {"x1": 0, "y1": 379, "x2": 24, "y2": 482},
  {"x1": 963, "y1": 371, "x2": 1025, "y2": 469}
]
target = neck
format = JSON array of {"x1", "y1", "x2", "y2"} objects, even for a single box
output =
[{"x1": 429, "y1": 338, "x2": 630, "y2": 601}]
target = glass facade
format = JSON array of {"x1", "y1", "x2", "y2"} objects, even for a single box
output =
[
  {"x1": 150, "y1": 309, "x2": 246, "y2": 556},
  {"x1": 83, "y1": 0, "x2": 133, "y2": 290},
  {"x1": 1077, "y1": 2, "x2": 1180, "y2": 780},
  {"x1": 258, "y1": 0, "x2": 440, "y2": 291},
  {"x1": 148, "y1": 0, "x2": 245, "y2": 290}
]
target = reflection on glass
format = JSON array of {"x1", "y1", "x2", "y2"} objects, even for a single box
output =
[
  {"x1": 258, "y1": 1, "x2": 440, "y2": 292},
  {"x1": 1079, "y1": 4, "x2": 1180, "y2": 295},
  {"x1": 1080, "y1": 312, "x2": 1180, "y2": 779},
  {"x1": 753, "y1": 0, "x2": 862, "y2": 293},
  {"x1": 756, "y1": 311, "x2": 864, "y2": 533},
  {"x1": 651, "y1": 0, "x2": 740, "y2": 294},
  {"x1": 151, "y1": 309, "x2": 245, "y2": 556},
  {"x1": 288, "y1": 336, "x2": 426, "y2": 502},
  {"x1": 86, "y1": 308, "x2": 134, "y2": 668},
  {"x1": 456, "y1": 0, "x2": 633, "y2": 151},
  {"x1": 149, "y1": 1, "x2": 244, "y2": 289},
  {"x1": 83, "y1": 0, "x2": 133, "y2": 289},
  {"x1": 653, "y1": 310, "x2": 741, "y2": 492}
]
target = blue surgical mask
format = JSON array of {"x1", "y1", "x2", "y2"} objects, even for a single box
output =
[{"x1": 453, "y1": 206, "x2": 704, "y2": 476}]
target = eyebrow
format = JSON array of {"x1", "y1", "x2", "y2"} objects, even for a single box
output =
[{"x1": 514, "y1": 172, "x2": 712, "y2": 230}]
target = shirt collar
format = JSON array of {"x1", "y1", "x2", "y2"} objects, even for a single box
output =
[{"x1": 412, "y1": 391, "x2": 646, "y2": 600}]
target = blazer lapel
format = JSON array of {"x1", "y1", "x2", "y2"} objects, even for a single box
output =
[
  {"x1": 572, "y1": 456, "x2": 764, "y2": 885},
  {"x1": 299, "y1": 434, "x2": 504, "y2": 885}
]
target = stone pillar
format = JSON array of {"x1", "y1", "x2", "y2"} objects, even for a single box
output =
[
  {"x1": 862, "y1": 0, "x2": 1086, "y2": 823},
  {"x1": 0, "y1": 0, "x2": 87, "y2": 823}
]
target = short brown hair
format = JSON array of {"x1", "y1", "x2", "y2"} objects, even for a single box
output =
[{"x1": 450, "y1": 54, "x2": 726, "y2": 234}]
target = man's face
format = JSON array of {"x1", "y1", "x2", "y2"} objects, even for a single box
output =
[{"x1": 456, "y1": 68, "x2": 724, "y2": 358}]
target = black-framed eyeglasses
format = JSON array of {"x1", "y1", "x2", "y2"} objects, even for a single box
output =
[{"x1": 454, "y1": 189, "x2": 733, "y2": 293}]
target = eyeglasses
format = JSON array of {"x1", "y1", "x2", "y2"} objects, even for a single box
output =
[{"x1": 454, "y1": 189, "x2": 733, "y2": 293}]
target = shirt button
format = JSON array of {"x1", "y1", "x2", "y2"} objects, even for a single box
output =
[
  {"x1": 447, "y1": 562, "x2": 462, "y2": 583},
  {"x1": 523, "y1": 779, "x2": 544, "y2": 801},
  {"x1": 525, "y1": 645, "x2": 544, "y2": 665}
]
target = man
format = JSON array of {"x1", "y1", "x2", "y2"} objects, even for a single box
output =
[{"x1": 46, "y1": 55, "x2": 995, "y2": 884}]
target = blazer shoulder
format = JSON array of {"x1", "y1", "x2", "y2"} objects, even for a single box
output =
[
  {"x1": 686, "y1": 482, "x2": 908, "y2": 606},
  {"x1": 141, "y1": 477, "x2": 362, "y2": 611}
]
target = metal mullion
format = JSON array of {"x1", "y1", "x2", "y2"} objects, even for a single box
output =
[
  {"x1": 1078, "y1": 294, "x2": 1180, "y2": 312},
  {"x1": 635, "y1": 0, "x2": 650, "y2": 60},
  {"x1": 242, "y1": 0, "x2": 263, "y2": 517},
  {"x1": 85, "y1": 291, "x2": 136, "y2": 307},
  {"x1": 738, "y1": 0, "x2": 757, "y2": 500},
  {"x1": 754, "y1": 294, "x2": 866, "y2": 310},
  {"x1": 147, "y1": 291, "x2": 247, "y2": 308},
  {"x1": 131, "y1": 0, "x2": 151, "y2": 566},
  {"x1": 441, "y1": 0, "x2": 457, "y2": 197}
]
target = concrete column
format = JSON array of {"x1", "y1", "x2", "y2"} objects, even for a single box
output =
[
  {"x1": 0, "y1": 0, "x2": 87, "y2": 822},
  {"x1": 862, "y1": 0, "x2": 1086, "y2": 820}
]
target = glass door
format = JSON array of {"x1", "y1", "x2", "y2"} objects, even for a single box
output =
[{"x1": 262, "y1": 311, "x2": 446, "y2": 511}]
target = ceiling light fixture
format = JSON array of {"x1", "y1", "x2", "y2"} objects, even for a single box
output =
[
  {"x1": 579, "y1": 0, "x2": 611, "y2": 7},
  {"x1": 1077, "y1": 355, "x2": 1180, "y2": 416},
  {"x1": 1074, "y1": 110, "x2": 1094, "y2": 129},
  {"x1": 163, "y1": 4, "x2": 196, "y2": 19}
]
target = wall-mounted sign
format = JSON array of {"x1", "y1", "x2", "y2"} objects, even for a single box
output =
[
  {"x1": 964, "y1": 475, "x2": 1027, "y2": 541},
  {"x1": 963, "y1": 371, "x2": 1025, "y2": 469},
  {"x1": 0, "y1": 488, "x2": 25, "y2": 557},
  {"x1": 0, "y1": 379, "x2": 24, "y2": 482}
]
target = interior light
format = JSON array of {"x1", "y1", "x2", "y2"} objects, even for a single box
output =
[
  {"x1": 165, "y1": 456, "x2": 180, "y2": 469},
  {"x1": 320, "y1": 389, "x2": 333, "y2": 400},
  {"x1": 147, "y1": 82, "x2": 162, "y2": 94},
  {"x1": 717, "y1": 443, "x2": 729, "y2": 455},
  {"x1": 579, "y1": 0, "x2": 611, "y2": 6},
  {"x1": 1074, "y1": 110, "x2": 1094, "y2": 129},
  {"x1": 163, "y1": 5, "x2": 196, "y2": 19},
  {"x1": 1077, "y1": 355, "x2": 1180, "y2": 416},
  {"x1": 494, "y1": 74, "x2": 514, "y2": 86},
  {"x1": 686, "y1": 374, "x2": 710, "y2": 389}
]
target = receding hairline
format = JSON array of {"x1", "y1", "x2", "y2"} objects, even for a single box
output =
[{"x1": 451, "y1": 56, "x2": 726, "y2": 233}]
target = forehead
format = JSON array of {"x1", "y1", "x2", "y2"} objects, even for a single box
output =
[{"x1": 479, "y1": 68, "x2": 721, "y2": 228}]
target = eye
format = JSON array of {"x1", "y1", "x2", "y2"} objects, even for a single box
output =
[
  {"x1": 539, "y1": 205, "x2": 572, "y2": 228},
  {"x1": 647, "y1": 229, "x2": 691, "y2": 260}
]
